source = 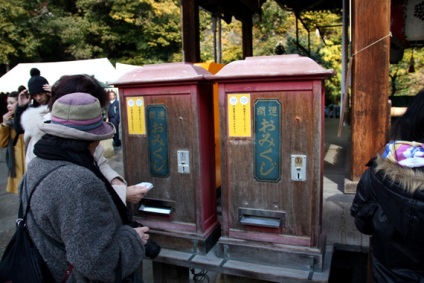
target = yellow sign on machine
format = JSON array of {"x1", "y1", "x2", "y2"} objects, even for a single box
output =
[
  {"x1": 228, "y1": 93, "x2": 251, "y2": 137},
  {"x1": 126, "y1": 96, "x2": 146, "y2": 135}
]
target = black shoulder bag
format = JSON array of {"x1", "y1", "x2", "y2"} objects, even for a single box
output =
[{"x1": 0, "y1": 166, "x2": 69, "y2": 283}]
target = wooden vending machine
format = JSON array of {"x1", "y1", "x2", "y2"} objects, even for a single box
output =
[
  {"x1": 211, "y1": 55, "x2": 334, "y2": 274},
  {"x1": 113, "y1": 63, "x2": 221, "y2": 254}
]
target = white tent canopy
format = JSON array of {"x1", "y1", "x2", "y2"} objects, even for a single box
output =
[
  {"x1": 0, "y1": 58, "x2": 119, "y2": 93},
  {"x1": 115, "y1": 62, "x2": 143, "y2": 80}
]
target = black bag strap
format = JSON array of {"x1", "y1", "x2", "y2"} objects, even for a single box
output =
[
  {"x1": 21, "y1": 165, "x2": 124, "y2": 283},
  {"x1": 23, "y1": 172, "x2": 67, "y2": 252},
  {"x1": 21, "y1": 165, "x2": 66, "y2": 221},
  {"x1": 19, "y1": 165, "x2": 74, "y2": 281},
  {"x1": 20, "y1": 166, "x2": 67, "y2": 251}
]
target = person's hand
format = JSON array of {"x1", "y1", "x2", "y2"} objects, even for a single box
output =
[
  {"x1": 18, "y1": 89, "x2": 30, "y2": 107},
  {"x1": 43, "y1": 84, "x2": 52, "y2": 93},
  {"x1": 134, "y1": 226, "x2": 150, "y2": 245},
  {"x1": 2, "y1": 111, "x2": 12, "y2": 126},
  {"x1": 126, "y1": 185, "x2": 150, "y2": 204}
]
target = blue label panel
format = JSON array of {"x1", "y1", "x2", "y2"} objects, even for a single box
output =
[
  {"x1": 254, "y1": 100, "x2": 281, "y2": 182},
  {"x1": 147, "y1": 105, "x2": 170, "y2": 177}
]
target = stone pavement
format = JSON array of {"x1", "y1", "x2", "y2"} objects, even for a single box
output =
[{"x1": 0, "y1": 118, "x2": 366, "y2": 282}]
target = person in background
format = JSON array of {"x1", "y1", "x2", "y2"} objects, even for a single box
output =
[
  {"x1": 107, "y1": 90, "x2": 122, "y2": 148},
  {"x1": 24, "y1": 92, "x2": 148, "y2": 282},
  {"x1": 0, "y1": 92, "x2": 7, "y2": 118},
  {"x1": 0, "y1": 91, "x2": 25, "y2": 194},
  {"x1": 22, "y1": 74, "x2": 149, "y2": 205},
  {"x1": 17, "y1": 85, "x2": 26, "y2": 94},
  {"x1": 14, "y1": 68, "x2": 51, "y2": 139},
  {"x1": 351, "y1": 89, "x2": 424, "y2": 282}
]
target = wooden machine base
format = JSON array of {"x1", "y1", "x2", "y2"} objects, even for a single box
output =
[
  {"x1": 216, "y1": 235, "x2": 327, "y2": 273},
  {"x1": 151, "y1": 242, "x2": 333, "y2": 283},
  {"x1": 149, "y1": 223, "x2": 221, "y2": 255}
]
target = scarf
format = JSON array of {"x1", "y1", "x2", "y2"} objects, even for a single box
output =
[
  {"x1": 33, "y1": 134, "x2": 131, "y2": 225},
  {"x1": 5, "y1": 133, "x2": 16, "y2": 178},
  {"x1": 382, "y1": 140, "x2": 424, "y2": 168}
]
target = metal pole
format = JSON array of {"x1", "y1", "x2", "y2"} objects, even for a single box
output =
[
  {"x1": 217, "y1": 15, "x2": 222, "y2": 63},
  {"x1": 212, "y1": 16, "x2": 217, "y2": 62},
  {"x1": 341, "y1": 0, "x2": 349, "y2": 116}
]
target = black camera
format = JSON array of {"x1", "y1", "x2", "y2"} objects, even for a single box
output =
[
  {"x1": 144, "y1": 238, "x2": 161, "y2": 259},
  {"x1": 130, "y1": 221, "x2": 161, "y2": 259}
]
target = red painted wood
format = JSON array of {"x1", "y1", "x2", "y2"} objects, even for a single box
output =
[
  {"x1": 114, "y1": 63, "x2": 219, "y2": 253},
  {"x1": 212, "y1": 55, "x2": 333, "y2": 248}
]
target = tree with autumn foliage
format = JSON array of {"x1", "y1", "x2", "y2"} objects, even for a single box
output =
[
  {"x1": 389, "y1": 48, "x2": 424, "y2": 97},
  {"x1": 0, "y1": 0, "x2": 422, "y2": 101},
  {"x1": 199, "y1": 2, "x2": 344, "y2": 102},
  {"x1": 0, "y1": 0, "x2": 40, "y2": 67},
  {"x1": 0, "y1": 0, "x2": 182, "y2": 68}
]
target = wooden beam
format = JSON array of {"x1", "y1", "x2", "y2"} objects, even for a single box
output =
[
  {"x1": 350, "y1": 0, "x2": 390, "y2": 180},
  {"x1": 181, "y1": 0, "x2": 200, "y2": 63},
  {"x1": 238, "y1": 0, "x2": 265, "y2": 14},
  {"x1": 242, "y1": 18, "x2": 253, "y2": 58},
  {"x1": 198, "y1": 0, "x2": 259, "y2": 22}
]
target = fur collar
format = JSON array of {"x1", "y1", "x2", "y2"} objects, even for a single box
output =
[
  {"x1": 375, "y1": 154, "x2": 424, "y2": 193},
  {"x1": 21, "y1": 105, "x2": 49, "y2": 144}
]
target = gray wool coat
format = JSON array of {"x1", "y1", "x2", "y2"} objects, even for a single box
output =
[{"x1": 21, "y1": 158, "x2": 145, "y2": 283}]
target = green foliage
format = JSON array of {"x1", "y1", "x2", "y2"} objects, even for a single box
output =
[
  {"x1": 1, "y1": 0, "x2": 182, "y2": 66},
  {"x1": 389, "y1": 47, "x2": 424, "y2": 96},
  {"x1": 199, "y1": 5, "x2": 344, "y2": 101},
  {"x1": 199, "y1": 10, "x2": 243, "y2": 64},
  {"x1": 199, "y1": 10, "x2": 214, "y2": 61},
  {"x1": 1, "y1": 0, "x2": 422, "y2": 100},
  {"x1": 252, "y1": 1, "x2": 293, "y2": 56},
  {"x1": 0, "y1": 0, "x2": 39, "y2": 64},
  {"x1": 277, "y1": 10, "x2": 343, "y2": 102}
]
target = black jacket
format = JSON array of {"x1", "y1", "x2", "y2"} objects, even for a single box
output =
[
  {"x1": 351, "y1": 155, "x2": 424, "y2": 283},
  {"x1": 107, "y1": 100, "x2": 120, "y2": 124}
]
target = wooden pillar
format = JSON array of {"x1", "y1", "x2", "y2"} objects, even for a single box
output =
[
  {"x1": 350, "y1": 0, "x2": 390, "y2": 181},
  {"x1": 180, "y1": 0, "x2": 200, "y2": 63},
  {"x1": 242, "y1": 18, "x2": 253, "y2": 59}
]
